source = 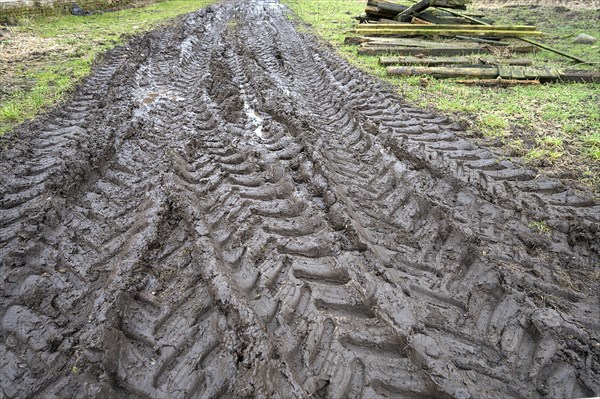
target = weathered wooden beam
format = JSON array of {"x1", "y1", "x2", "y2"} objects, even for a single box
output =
[
  {"x1": 358, "y1": 40, "x2": 536, "y2": 53},
  {"x1": 386, "y1": 65, "x2": 600, "y2": 82},
  {"x1": 411, "y1": 17, "x2": 433, "y2": 25},
  {"x1": 379, "y1": 56, "x2": 533, "y2": 66},
  {"x1": 367, "y1": 0, "x2": 408, "y2": 14},
  {"x1": 430, "y1": 0, "x2": 471, "y2": 9},
  {"x1": 365, "y1": 5, "x2": 398, "y2": 19},
  {"x1": 345, "y1": 36, "x2": 367, "y2": 45},
  {"x1": 454, "y1": 35, "x2": 507, "y2": 45},
  {"x1": 456, "y1": 79, "x2": 541, "y2": 86},
  {"x1": 359, "y1": 47, "x2": 489, "y2": 56},
  {"x1": 415, "y1": 11, "x2": 491, "y2": 25},
  {"x1": 549, "y1": 71, "x2": 600, "y2": 83},
  {"x1": 358, "y1": 37, "x2": 484, "y2": 47},
  {"x1": 396, "y1": 0, "x2": 470, "y2": 20},
  {"x1": 387, "y1": 66, "x2": 498, "y2": 78},
  {"x1": 354, "y1": 29, "x2": 543, "y2": 38},
  {"x1": 357, "y1": 24, "x2": 537, "y2": 31},
  {"x1": 378, "y1": 18, "x2": 406, "y2": 24},
  {"x1": 399, "y1": 0, "x2": 430, "y2": 17}
]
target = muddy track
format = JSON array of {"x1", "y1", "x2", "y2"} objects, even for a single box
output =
[{"x1": 1, "y1": 1, "x2": 599, "y2": 398}]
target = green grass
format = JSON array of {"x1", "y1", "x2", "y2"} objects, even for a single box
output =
[
  {"x1": 528, "y1": 220, "x2": 551, "y2": 235},
  {"x1": 282, "y1": 0, "x2": 600, "y2": 190},
  {"x1": 582, "y1": 132, "x2": 600, "y2": 161},
  {"x1": 0, "y1": 0, "x2": 217, "y2": 136}
]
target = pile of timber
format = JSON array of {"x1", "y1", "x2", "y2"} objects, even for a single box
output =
[
  {"x1": 362, "y1": 0, "x2": 486, "y2": 24},
  {"x1": 347, "y1": 0, "x2": 595, "y2": 81},
  {"x1": 352, "y1": 1, "x2": 542, "y2": 59}
]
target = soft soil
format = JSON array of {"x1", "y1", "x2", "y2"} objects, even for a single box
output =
[{"x1": 1, "y1": 1, "x2": 599, "y2": 398}]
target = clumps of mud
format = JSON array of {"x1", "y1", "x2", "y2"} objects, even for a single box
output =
[{"x1": 0, "y1": 1, "x2": 598, "y2": 398}]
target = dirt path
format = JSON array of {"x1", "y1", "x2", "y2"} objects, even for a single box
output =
[{"x1": 1, "y1": 1, "x2": 598, "y2": 398}]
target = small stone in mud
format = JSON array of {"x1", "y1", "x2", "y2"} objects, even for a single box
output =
[{"x1": 573, "y1": 34, "x2": 597, "y2": 44}]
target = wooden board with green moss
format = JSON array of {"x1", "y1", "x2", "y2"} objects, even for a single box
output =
[
  {"x1": 386, "y1": 65, "x2": 600, "y2": 82},
  {"x1": 354, "y1": 28, "x2": 543, "y2": 37},
  {"x1": 379, "y1": 56, "x2": 533, "y2": 66},
  {"x1": 358, "y1": 43, "x2": 536, "y2": 56},
  {"x1": 357, "y1": 24, "x2": 537, "y2": 31}
]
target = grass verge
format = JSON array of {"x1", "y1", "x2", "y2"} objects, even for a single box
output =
[
  {"x1": 0, "y1": 0, "x2": 217, "y2": 136},
  {"x1": 283, "y1": 0, "x2": 600, "y2": 191}
]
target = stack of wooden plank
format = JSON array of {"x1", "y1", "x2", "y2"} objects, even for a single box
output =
[
  {"x1": 352, "y1": 1, "x2": 540, "y2": 58},
  {"x1": 349, "y1": 0, "x2": 594, "y2": 83},
  {"x1": 361, "y1": 0, "x2": 484, "y2": 24}
]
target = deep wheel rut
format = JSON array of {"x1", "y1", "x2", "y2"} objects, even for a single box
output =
[{"x1": 1, "y1": 1, "x2": 599, "y2": 398}]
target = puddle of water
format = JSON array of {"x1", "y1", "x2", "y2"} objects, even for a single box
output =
[
  {"x1": 243, "y1": 100, "x2": 264, "y2": 138},
  {"x1": 140, "y1": 89, "x2": 186, "y2": 106}
]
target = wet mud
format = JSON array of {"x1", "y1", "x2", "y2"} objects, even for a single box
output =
[{"x1": 1, "y1": 1, "x2": 599, "y2": 398}]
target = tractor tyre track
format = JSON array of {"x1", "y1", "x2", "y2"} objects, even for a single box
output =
[{"x1": 1, "y1": 1, "x2": 598, "y2": 398}]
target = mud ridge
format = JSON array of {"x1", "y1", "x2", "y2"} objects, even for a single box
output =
[{"x1": 1, "y1": 1, "x2": 598, "y2": 398}]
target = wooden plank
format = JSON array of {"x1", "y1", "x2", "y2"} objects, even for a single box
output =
[
  {"x1": 379, "y1": 56, "x2": 533, "y2": 66},
  {"x1": 386, "y1": 65, "x2": 600, "y2": 82},
  {"x1": 411, "y1": 17, "x2": 434, "y2": 25},
  {"x1": 387, "y1": 66, "x2": 498, "y2": 78},
  {"x1": 360, "y1": 37, "x2": 485, "y2": 48},
  {"x1": 430, "y1": 0, "x2": 471, "y2": 9},
  {"x1": 356, "y1": 24, "x2": 537, "y2": 31},
  {"x1": 416, "y1": 11, "x2": 490, "y2": 25},
  {"x1": 354, "y1": 29, "x2": 543, "y2": 37},
  {"x1": 365, "y1": 5, "x2": 397, "y2": 19},
  {"x1": 506, "y1": 44, "x2": 538, "y2": 53},
  {"x1": 510, "y1": 66, "x2": 526, "y2": 79},
  {"x1": 399, "y1": 0, "x2": 430, "y2": 17},
  {"x1": 359, "y1": 47, "x2": 491, "y2": 56},
  {"x1": 560, "y1": 71, "x2": 600, "y2": 83},
  {"x1": 454, "y1": 35, "x2": 508, "y2": 45},
  {"x1": 367, "y1": 0, "x2": 408, "y2": 14},
  {"x1": 358, "y1": 42, "x2": 537, "y2": 54},
  {"x1": 378, "y1": 18, "x2": 406, "y2": 24},
  {"x1": 456, "y1": 79, "x2": 541, "y2": 86},
  {"x1": 345, "y1": 36, "x2": 367, "y2": 45}
]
